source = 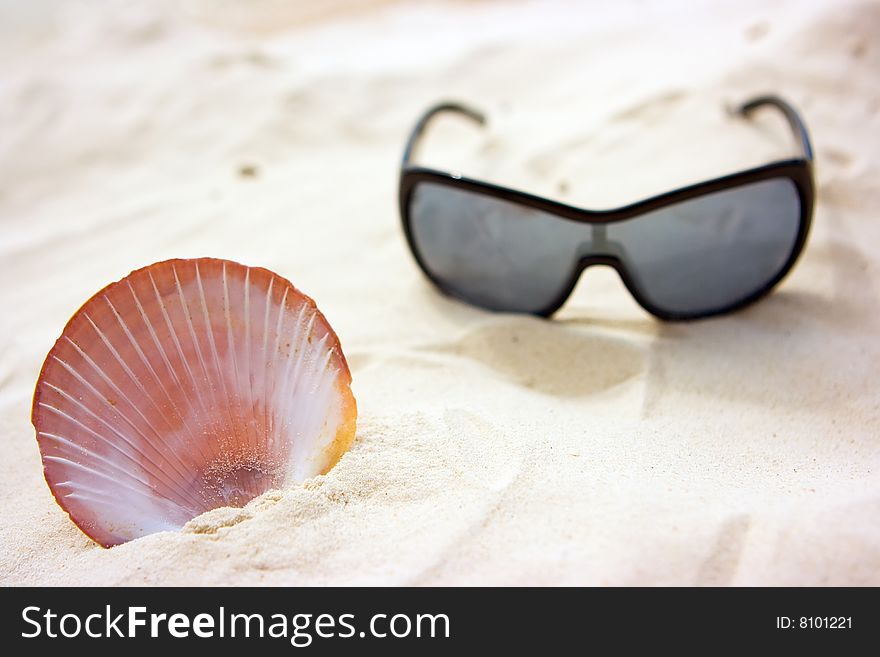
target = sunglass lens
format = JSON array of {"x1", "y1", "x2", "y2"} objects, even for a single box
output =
[
  {"x1": 609, "y1": 178, "x2": 802, "y2": 316},
  {"x1": 407, "y1": 182, "x2": 578, "y2": 314}
]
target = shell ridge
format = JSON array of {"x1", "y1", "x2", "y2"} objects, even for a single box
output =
[
  {"x1": 39, "y1": 383, "x2": 191, "y2": 499},
  {"x1": 82, "y1": 309, "x2": 197, "y2": 478},
  {"x1": 39, "y1": 430, "x2": 179, "y2": 503},
  {"x1": 194, "y1": 262, "x2": 235, "y2": 413},
  {"x1": 63, "y1": 330, "x2": 199, "y2": 498},
  {"x1": 172, "y1": 263, "x2": 219, "y2": 413},
  {"x1": 59, "y1": 485, "x2": 178, "y2": 516},
  {"x1": 260, "y1": 276, "x2": 275, "y2": 452},
  {"x1": 44, "y1": 455, "x2": 190, "y2": 515},
  {"x1": 277, "y1": 305, "x2": 313, "y2": 444},
  {"x1": 147, "y1": 271, "x2": 217, "y2": 471},
  {"x1": 267, "y1": 286, "x2": 292, "y2": 453},
  {"x1": 194, "y1": 262, "x2": 244, "y2": 478},
  {"x1": 221, "y1": 262, "x2": 254, "y2": 491},
  {"x1": 241, "y1": 267, "x2": 258, "y2": 464},
  {"x1": 209, "y1": 261, "x2": 258, "y2": 496},
  {"x1": 125, "y1": 281, "x2": 216, "y2": 488},
  {"x1": 126, "y1": 281, "x2": 193, "y2": 409},
  {"x1": 309, "y1": 360, "x2": 342, "y2": 473},
  {"x1": 38, "y1": 399, "x2": 201, "y2": 513},
  {"x1": 288, "y1": 334, "x2": 334, "y2": 479},
  {"x1": 57, "y1": 486, "x2": 184, "y2": 535},
  {"x1": 115, "y1": 287, "x2": 203, "y2": 454},
  {"x1": 54, "y1": 477, "x2": 171, "y2": 511},
  {"x1": 39, "y1": 420, "x2": 171, "y2": 495},
  {"x1": 282, "y1": 315, "x2": 324, "y2": 479},
  {"x1": 47, "y1": 354, "x2": 204, "y2": 509},
  {"x1": 60, "y1": 491, "x2": 171, "y2": 522},
  {"x1": 148, "y1": 271, "x2": 210, "y2": 421},
  {"x1": 269, "y1": 299, "x2": 298, "y2": 463},
  {"x1": 220, "y1": 262, "x2": 243, "y2": 425},
  {"x1": 301, "y1": 341, "x2": 331, "y2": 443},
  {"x1": 99, "y1": 296, "x2": 191, "y2": 438},
  {"x1": 172, "y1": 263, "x2": 227, "y2": 478}
]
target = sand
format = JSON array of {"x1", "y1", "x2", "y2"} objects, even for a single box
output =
[{"x1": 1, "y1": 0, "x2": 878, "y2": 586}]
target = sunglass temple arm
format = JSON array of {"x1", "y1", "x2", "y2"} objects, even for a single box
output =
[
  {"x1": 401, "y1": 102, "x2": 487, "y2": 168},
  {"x1": 735, "y1": 95, "x2": 814, "y2": 163}
]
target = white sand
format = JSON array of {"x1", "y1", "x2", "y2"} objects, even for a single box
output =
[{"x1": 1, "y1": 0, "x2": 878, "y2": 585}]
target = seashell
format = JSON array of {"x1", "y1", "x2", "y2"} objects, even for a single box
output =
[{"x1": 31, "y1": 258, "x2": 356, "y2": 547}]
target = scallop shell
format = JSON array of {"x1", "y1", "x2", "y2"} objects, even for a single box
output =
[{"x1": 31, "y1": 258, "x2": 356, "y2": 547}]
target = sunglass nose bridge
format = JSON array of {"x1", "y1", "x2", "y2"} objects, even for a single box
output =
[
  {"x1": 574, "y1": 227, "x2": 635, "y2": 281},
  {"x1": 575, "y1": 224, "x2": 612, "y2": 260},
  {"x1": 591, "y1": 224, "x2": 608, "y2": 251}
]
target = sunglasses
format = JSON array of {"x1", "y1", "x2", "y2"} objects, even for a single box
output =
[{"x1": 398, "y1": 95, "x2": 815, "y2": 320}]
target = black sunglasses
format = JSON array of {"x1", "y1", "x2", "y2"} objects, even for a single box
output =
[{"x1": 398, "y1": 95, "x2": 815, "y2": 320}]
